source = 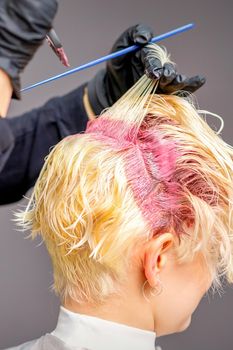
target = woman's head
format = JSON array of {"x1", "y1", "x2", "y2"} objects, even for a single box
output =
[{"x1": 16, "y1": 46, "x2": 233, "y2": 336}]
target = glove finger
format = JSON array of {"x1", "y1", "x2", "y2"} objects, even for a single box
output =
[
  {"x1": 179, "y1": 75, "x2": 206, "y2": 93},
  {"x1": 145, "y1": 59, "x2": 163, "y2": 80},
  {"x1": 161, "y1": 74, "x2": 191, "y2": 93},
  {"x1": 110, "y1": 23, "x2": 153, "y2": 53},
  {"x1": 108, "y1": 24, "x2": 153, "y2": 69},
  {"x1": 132, "y1": 23, "x2": 154, "y2": 45},
  {"x1": 140, "y1": 47, "x2": 163, "y2": 80},
  {"x1": 159, "y1": 63, "x2": 177, "y2": 87},
  {"x1": 162, "y1": 74, "x2": 206, "y2": 93}
]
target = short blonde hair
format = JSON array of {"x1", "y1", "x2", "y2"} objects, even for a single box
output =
[{"x1": 17, "y1": 47, "x2": 233, "y2": 304}]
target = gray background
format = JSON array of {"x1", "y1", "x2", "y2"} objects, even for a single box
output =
[{"x1": 0, "y1": 0, "x2": 233, "y2": 349}]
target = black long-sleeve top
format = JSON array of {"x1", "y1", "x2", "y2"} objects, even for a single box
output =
[{"x1": 0, "y1": 84, "x2": 88, "y2": 205}]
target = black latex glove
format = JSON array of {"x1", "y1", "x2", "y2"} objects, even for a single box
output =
[
  {"x1": 0, "y1": 0, "x2": 58, "y2": 99},
  {"x1": 88, "y1": 24, "x2": 206, "y2": 115}
]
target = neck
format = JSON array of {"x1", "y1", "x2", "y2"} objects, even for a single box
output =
[{"x1": 63, "y1": 287, "x2": 154, "y2": 332}]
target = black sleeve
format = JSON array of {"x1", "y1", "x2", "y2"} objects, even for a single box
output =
[
  {"x1": 0, "y1": 83, "x2": 89, "y2": 205},
  {"x1": 0, "y1": 118, "x2": 15, "y2": 172}
]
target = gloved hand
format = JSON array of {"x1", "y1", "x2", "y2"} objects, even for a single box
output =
[
  {"x1": 0, "y1": 0, "x2": 58, "y2": 99},
  {"x1": 88, "y1": 24, "x2": 206, "y2": 115}
]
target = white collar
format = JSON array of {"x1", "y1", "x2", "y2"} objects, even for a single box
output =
[{"x1": 51, "y1": 306, "x2": 157, "y2": 350}]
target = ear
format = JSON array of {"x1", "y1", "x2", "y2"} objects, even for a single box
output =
[{"x1": 143, "y1": 233, "x2": 174, "y2": 288}]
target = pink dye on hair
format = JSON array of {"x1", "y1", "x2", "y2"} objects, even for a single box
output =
[{"x1": 85, "y1": 117, "x2": 183, "y2": 233}]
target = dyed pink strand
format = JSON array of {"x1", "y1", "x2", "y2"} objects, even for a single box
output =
[{"x1": 85, "y1": 117, "x2": 182, "y2": 232}]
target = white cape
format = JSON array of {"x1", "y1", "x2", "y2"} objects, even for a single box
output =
[
  {"x1": 5, "y1": 334, "x2": 85, "y2": 350},
  {"x1": 5, "y1": 306, "x2": 161, "y2": 350}
]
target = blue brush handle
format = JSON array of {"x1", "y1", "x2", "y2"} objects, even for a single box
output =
[{"x1": 21, "y1": 23, "x2": 195, "y2": 92}]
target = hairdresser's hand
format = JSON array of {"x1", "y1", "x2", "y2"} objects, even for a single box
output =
[
  {"x1": 87, "y1": 24, "x2": 206, "y2": 115},
  {"x1": 0, "y1": 0, "x2": 58, "y2": 99}
]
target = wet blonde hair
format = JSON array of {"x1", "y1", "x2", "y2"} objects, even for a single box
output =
[{"x1": 16, "y1": 44, "x2": 233, "y2": 304}]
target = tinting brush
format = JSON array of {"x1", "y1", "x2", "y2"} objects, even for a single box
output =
[{"x1": 21, "y1": 23, "x2": 195, "y2": 93}]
